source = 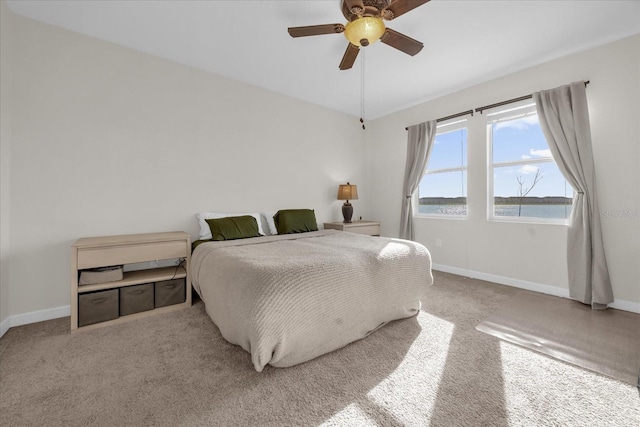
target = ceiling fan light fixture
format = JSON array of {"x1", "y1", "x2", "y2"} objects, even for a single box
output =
[{"x1": 344, "y1": 17, "x2": 386, "y2": 47}]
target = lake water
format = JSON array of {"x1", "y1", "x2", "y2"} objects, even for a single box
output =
[{"x1": 419, "y1": 204, "x2": 571, "y2": 219}]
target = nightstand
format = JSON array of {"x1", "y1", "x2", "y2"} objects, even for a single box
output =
[{"x1": 323, "y1": 221, "x2": 381, "y2": 236}]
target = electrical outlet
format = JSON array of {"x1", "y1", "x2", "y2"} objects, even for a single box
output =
[{"x1": 436, "y1": 239, "x2": 443, "y2": 248}]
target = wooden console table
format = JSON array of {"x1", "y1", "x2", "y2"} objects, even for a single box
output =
[{"x1": 70, "y1": 231, "x2": 191, "y2": 333}]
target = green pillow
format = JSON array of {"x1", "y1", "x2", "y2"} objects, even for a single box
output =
[
  {"x1": 274, "y1": 209, "x2": 318, "y2": 234},
  {"x1": 205, "y1": 216, "x2": 261, "y2": 241}
]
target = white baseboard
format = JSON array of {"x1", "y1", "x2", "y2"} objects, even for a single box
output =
[
  {"x1": 0, "y1": 305, "x2": 70, "y2": 338},
  {"x1": 432, "y1": 263, "x2": 640, "y2": 314},
  {"x1": 609, "y1": 299, "x2": 640, "y2": 314}
]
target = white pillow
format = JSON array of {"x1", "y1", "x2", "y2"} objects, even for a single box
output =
[
  {"x1": 197, "y1": 212, "x2": 266, "y2": 240},
  {"x1": 262, "y1": 211, "x2": 278, "y2": 235}
]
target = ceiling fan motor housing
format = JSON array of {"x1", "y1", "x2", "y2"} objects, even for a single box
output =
[{"x1": 341, "y1": 0, "x2": 393, "y2": 21}]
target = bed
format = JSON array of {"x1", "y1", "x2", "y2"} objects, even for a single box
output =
[{"x1": 191, "y1": 228, "x2": 433, "y2": 371}]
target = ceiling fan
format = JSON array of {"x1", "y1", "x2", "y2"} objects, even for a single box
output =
[{"x1": 288, "y1": 0, "x2": 430, "y2": 70}]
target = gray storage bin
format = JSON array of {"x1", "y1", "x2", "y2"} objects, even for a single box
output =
[
  {"x1": 120, "y1": 283, "x2": 154, "y2": 316},
  {"x1": 155, "y1": 278, "x2": 185, "y2": 308},
  {"x1": 79, "y1": 265, "x2": 123, "y2": 285},
  {"x1": 78, "y1": 289, "x2": 119, "y2": 327}
]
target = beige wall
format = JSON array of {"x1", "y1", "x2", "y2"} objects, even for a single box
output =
[
  {"x1": 1, "y1": 1, "x2": 13, "y2": 330},
  {"x1": 4, "y1": 11, "x2": 366, "y2": 319},
  {"x1": 367, "y1": 35, "x2": 640, "y2": 308}
]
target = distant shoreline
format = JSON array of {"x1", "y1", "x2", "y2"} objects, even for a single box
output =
[{"x1": 419, "y1": 196, "x2": 572, "y2": 206}]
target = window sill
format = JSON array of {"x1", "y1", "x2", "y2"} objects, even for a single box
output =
[
  {"x1": 415, "y1": 214, "x2": 468, "y2": 221},
  {"x1": 488, "y1": 216, "x2": 569, "y2": 226}
]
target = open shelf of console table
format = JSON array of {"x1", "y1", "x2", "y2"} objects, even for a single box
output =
[{"x1": 70, "y1": 231, "x2": 191, "y2": 333}]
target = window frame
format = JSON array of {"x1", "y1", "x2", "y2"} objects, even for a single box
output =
[
  {"x1": 486, "y1": 101, "x2": 572, "y2": 225},
  {"x1": 415, "y1": 118, "x2": 468, "y2": 219}
]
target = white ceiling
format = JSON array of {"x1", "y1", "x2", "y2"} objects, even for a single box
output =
[{"x1": 6, "y1": 0, "x2": 640, "y2": 119}]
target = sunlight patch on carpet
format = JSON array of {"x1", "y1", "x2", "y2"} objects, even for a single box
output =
[
  {"x1": 498, "y1": 341, "x2": 635, "y2": 426},
  {"x1": 321, "y1": 403, "x2": 373, "y2": 426},
  {"x1": 364, "y1": 312, "x2": 455, "y2": 426}
]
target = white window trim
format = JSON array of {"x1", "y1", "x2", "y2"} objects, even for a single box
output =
[{"x1": 486, "y1": 101, "x2": 571, "y2": 225}]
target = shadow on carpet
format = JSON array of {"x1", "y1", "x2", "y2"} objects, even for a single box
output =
[{"x1": 476, "y1": 290, "x2": 640, "y2": 387}]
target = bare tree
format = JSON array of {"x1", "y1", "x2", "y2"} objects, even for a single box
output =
[{"x1": 516, "y1": 169, "x2": 543, "y2": 216}]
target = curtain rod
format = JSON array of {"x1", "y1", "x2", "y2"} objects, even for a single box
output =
[
  {"x1": 405, "y1": 109, "x2": 474, "y2": 131},
  {"x1": 404, "y1": 80, "x2": 590, "y2": 130},
  {"x1": 474, "y1": 80, "x2": 590, "y2": 114}
]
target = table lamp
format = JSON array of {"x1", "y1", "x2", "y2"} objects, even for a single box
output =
[{"x1": 337, "y1": 182, "x2": 358, "y2": 223}]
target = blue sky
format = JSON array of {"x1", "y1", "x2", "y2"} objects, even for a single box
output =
[
  {"x1": 419, "y1": 128, "x2": 467, "y2": 199},
  {"x1": 419, "y1": 115, "x2": 573, "y2": 199}
]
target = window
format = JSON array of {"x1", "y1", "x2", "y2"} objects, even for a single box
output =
[
  {"x1": 418, "y1": 120, "x2": 467, "y2": 216},
  {"x1": 488, "y1": 102, "x2": 572, "y2": 221}
]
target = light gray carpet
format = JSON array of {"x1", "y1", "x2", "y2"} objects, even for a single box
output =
[
  {"x1": 476, "y1": 290, "x2": 640, "y2": 387},
  {"x1": 1, "y1": 271, "x2": 638, "y2": 426}
]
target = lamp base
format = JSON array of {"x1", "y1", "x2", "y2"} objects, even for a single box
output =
[{"x1": 342, "y1": 202, "x2": 353, "y2": 223}]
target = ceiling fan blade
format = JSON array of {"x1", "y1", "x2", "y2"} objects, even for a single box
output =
[
  {"x1": 344, "y1": 0, "x2": 365, "y2": 14},
  {"x1": 380, "y1": 28, "x2": 424, "y2": 56},
  {"x1": 288, "y1": 24, "x2": 345, "y2": 38},
  {"x1": 383, "y1": 0, "x2": 430, "y2": 20},
  {"x1": 339, "y1": 43, "x2": 360, "y2": 70}
]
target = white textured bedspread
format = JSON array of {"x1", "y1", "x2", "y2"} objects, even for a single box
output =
[{"x1": 191, "y1": 230, "x2": 433, "y2": 371}]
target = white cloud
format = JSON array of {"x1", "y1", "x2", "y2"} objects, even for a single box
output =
[
  {"x1": 521, "y1": 154, "x2": 531, "y2": 160},
  {"x1": 530, "y1": 148, "x2": 551, "y2": 157},
  {"x1": 519, "y1": 165, "x2": 539, "y2": 174}
]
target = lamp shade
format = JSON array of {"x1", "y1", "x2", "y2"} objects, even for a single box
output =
[{"x1": 337, "y1": 183, "x2": 358, "y2": 201}]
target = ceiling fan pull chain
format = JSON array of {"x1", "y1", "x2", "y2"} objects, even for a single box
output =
[{"x1": 360, "y1": 49, "x2": 366, "y2": 130}]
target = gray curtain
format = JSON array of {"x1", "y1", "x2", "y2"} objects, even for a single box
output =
[
  {"x1": 399, "y1": 121, "x2": 437, "y2": 240},
  {"x1": 534, "y1": 82, "x2": 613, "y2": 308}
]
